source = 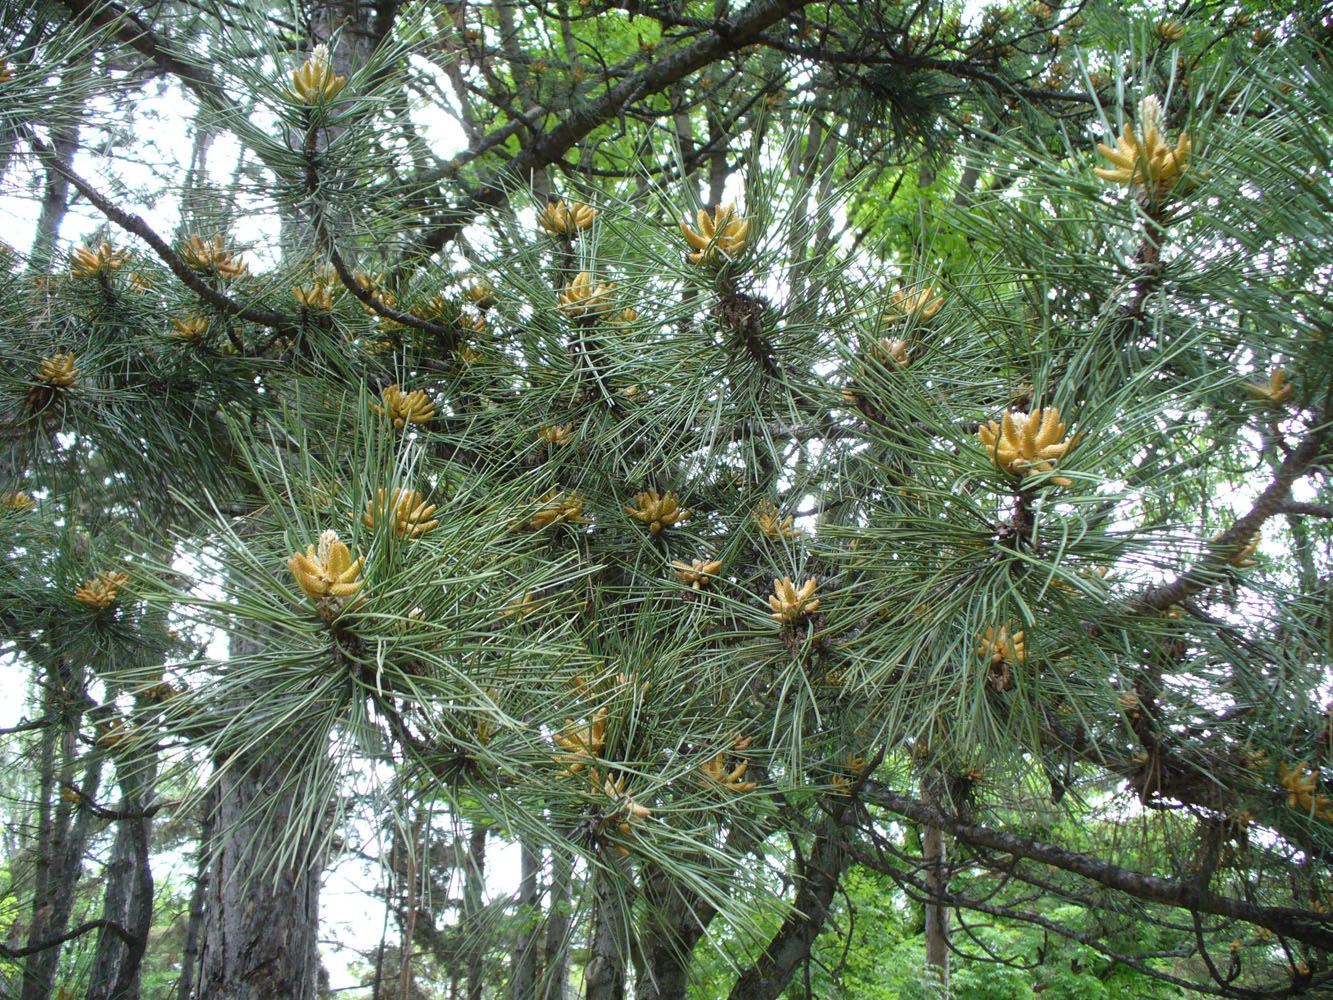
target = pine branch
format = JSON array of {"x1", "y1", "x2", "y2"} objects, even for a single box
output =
[
  {"x1": 1133, "y1": 409, "x2": 1330, "y2": 613},
  {"x1": 22, "y1": 127, "x2": 292, "y2": 333},
  {"x1": 403, "y1": 0, "x2": 819, "y2": 263},
  {"x1": 296, "y1": 123, "x2": 462, "y2": 342}
]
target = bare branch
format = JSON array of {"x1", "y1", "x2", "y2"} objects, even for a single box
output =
[
  {"x1": 0, "y1": 919, "x2": 139, "y2": 959},
  {"x1": 859, "y1": 781, "x2": 1333, "y2": 952}
]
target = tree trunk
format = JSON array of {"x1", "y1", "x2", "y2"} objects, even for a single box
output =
[
  {"x1": 584, "y1": 865, "x2": 627, "y2": 1000},
  {"x1": 279, "y1": 2, "x2": 382, "y2": 259},
  {"x1": 922, "y1": 824, "x2": 949, "y2": 992},
  {"x1": 727, "y1": 807, "x2": 850, "y2": 1000},
  {"x1": 20, "y1": 670, "x2": 104, "y2": 1000},
  {"x1": 463, "y1": 824, "x2": 487, "y2": 1000},
  {"x1": 508, "y1": 835, "x2": 541, "y2": 1000},
  {"x1": 637, "y1": 806, "x2": 774, "y2": 1000},
  {"x1": 176, "y1": 786, "x2": 216, "y2": 1000},
  {"x1": 540, "y1": 847, "x2": 572, "y2": 1000},
  {"x1": 19, "y1": 757, "x2": 104, "y2": 1000},
  {"x1": 706, "y1": 108, "x2": 730, "y2": 208},
  {"x1": 86, "y1": 751, "x2": 160, "y2": 1000},
  {"x1": 634, "y1": 865, "x2": 714, "y2": 1000},
  {"x1": 922, "y1": 775, "x2": 950, "y2": 996},
  {"x1": 197, "y1": 740, "x2": 324, "y2": 1000}
]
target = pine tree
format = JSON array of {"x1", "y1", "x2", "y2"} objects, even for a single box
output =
[{"x1": 1, "y1": 2, "x2": 1331, "y2": 999}]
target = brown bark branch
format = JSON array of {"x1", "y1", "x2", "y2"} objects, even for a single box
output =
[
  {"x1": 859, "y1": 781, "x2": 1333, "y2": 952},
  {"x1": 23, "y1": 127, "x2": 292, "y2": 331},
  {"x1": 1276, "y1": 501, "x2": 1333, "y2": 519},
  {"x1": 851, "y1": 841, "x2": 1318, "y2": 999},
  {"x1": 2, "y1": 919, "x2": 139, "y2": 960},
  {"x1": 1131, "y1": 412, "x2": 1329, "y2": 614}
]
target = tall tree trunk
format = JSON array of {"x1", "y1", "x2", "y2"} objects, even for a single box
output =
[
  {"x1": 197, "y1": 737, "x2": 325, "y2": 1000},
  {"x1": 635, "y1": 857, "x2": 726, "y2": 1000},
  {"x1": 638, "y1": 810, "x2": 778, "y2": 1000},
  {"x1": 922, "y1": 776, "x2": 950, "y2": 995},
  {"x1": 279, "y1": 2, "x2": 382, "y2": 260},
  {"x1": 86, "y1": 750, "x2": 160, "y2": 1000},
  {"x1": 462, "y1": 824, "x2": 488, "y2": 1000},
  {"x1": 191, "y1": 12, "x2": 372, "y2": 991},
  {"x1": 20, "y1": 666, "x2": 104, "y2": 1000},
  {"x1": 18, "y1": 704, "x2": 59, "y2": 1000},
  {"x1": 727, "y1": 806, "x2": 850, "y2": 1000},
  {"x1": 176, "y1": 786, "x2": 216, "y2": 1000},
  {"x1": 19, "y1": 757, "x2": 104, "y2": 1000},
  {"x1": 507, "y1": 835, "x2": 541, "y2": 1000},
  {"x1": 540, "y1": 847, "x2": 572, "y2": 1000},
  {"x1": 584, "y1": 865, "x2": 627, "y2": 1000}
]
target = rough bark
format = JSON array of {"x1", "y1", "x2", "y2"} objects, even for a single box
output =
[
  {"x1": 19, "y1": 766, "x2": 105, "y2": 999},
  {"x1": 20, "y1": 671, "x2": 105, "y2": 1000},
  {"x1": 584, "y1": 864, "x2": 628, "y2": 1000},
  {"x1": 636, "y1": 797, "x2": 785, "y2": 1000},
  {"x1": 86, "y1": 751, "x2": 160, "y2": 1000},
  {"x1": 705, "y1": 107, "x2": 730, "y2": 208},
  {"x1": 197, "y1": 733, "x2": 325, "y2": 999},
  {"x1": 918, "y1": 771, "x2": 950, "y2": 995},
  {"x1": 634, "y1": 866, "x2": 715, "y2": 1000},
  {"x1": 18, "y1": 709, "x2": 58, "y2": 1000}
]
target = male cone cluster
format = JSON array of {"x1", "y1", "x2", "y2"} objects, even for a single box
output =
[
  {"x1": 288, "y1": 530, "x2": 365, "y2": 619},
  {"x1": 1094, "y1": 95, "x2": 1191, "y2": 193},
  {"x1": 978, "y1": 406, "x2": 1078, "y2": 485}
]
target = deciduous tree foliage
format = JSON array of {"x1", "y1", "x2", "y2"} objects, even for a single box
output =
[{"x1": 0, "y1": 1, "x2": 1331, "y2": 998}]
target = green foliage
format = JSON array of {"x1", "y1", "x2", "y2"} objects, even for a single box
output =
[{"x1": 0, "y1": 2, "x2": 1331, "y2": 997}]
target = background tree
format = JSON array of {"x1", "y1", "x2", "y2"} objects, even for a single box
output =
[{"x1": 1, "y1": 1, "x2": 1331, "y2": 999}]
